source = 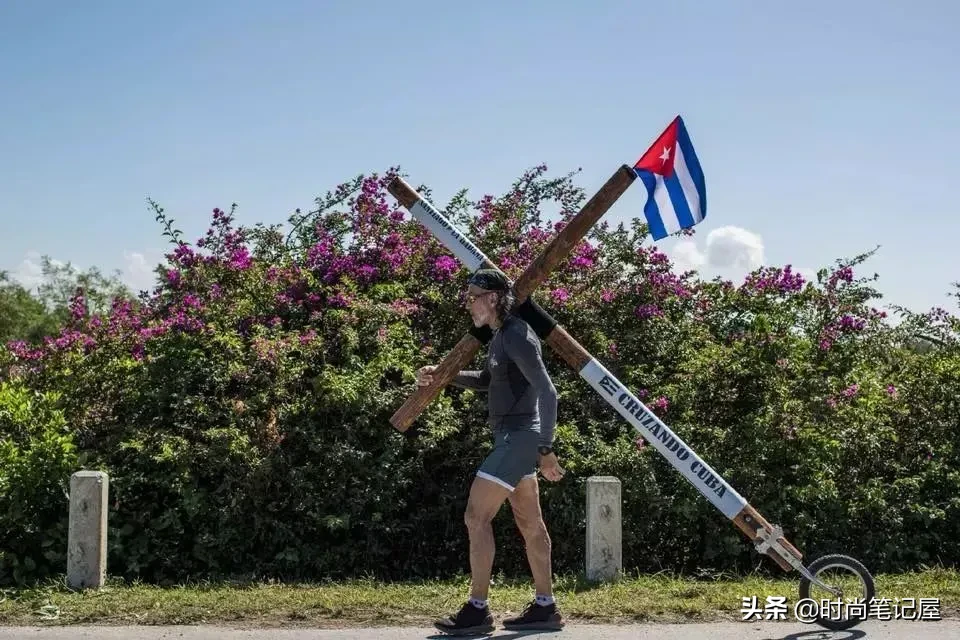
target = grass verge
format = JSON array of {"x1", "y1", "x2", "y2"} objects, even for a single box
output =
[{"x1": 1, "y1": 568, "x2": 957, "y2": 627}]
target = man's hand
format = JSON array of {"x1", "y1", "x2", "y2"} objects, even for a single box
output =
[
  {"x1": 415, "y1": 365, "x2": 437, "y2": 387},
  {"x1": 539, "y1": 452, "x2": 565, "y2": 482}
]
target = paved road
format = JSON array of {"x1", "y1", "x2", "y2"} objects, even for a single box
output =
[{"x1": 1, "y1": 621, "x2": 958, "y2": 639}]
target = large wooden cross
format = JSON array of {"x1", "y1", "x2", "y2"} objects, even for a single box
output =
[
  {"x1": 384, "y1": 167, "x2": 805, "y2": 575},
  {"x1": 387, "y1": 163, "x2": 636, "y2": 432}
]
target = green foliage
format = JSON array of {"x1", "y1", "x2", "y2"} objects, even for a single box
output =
[
  {"x1": 1, "y1": 165, "x2": 958, "y2": 587},
  {"x1": 0, "y1": 272, "x2": 64, "y2": 344},
  {"x1": 0, "y1": 380, "x2": 77, "y2": 585}
]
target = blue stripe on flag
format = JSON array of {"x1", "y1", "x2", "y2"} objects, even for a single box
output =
[
  {"x1": 635, "y1": 170, "x2": 669, "y2": 240},
  {"x1": 664, "y1": 172, "x2": 696, "y2": 229},
  {"x1": 675, "y1": 117, "x2": 707, "y2": 217}
]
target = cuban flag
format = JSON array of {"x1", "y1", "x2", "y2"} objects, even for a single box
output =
[{"x1": 633, "y1": 115, "x2": 707, "y2": 240}]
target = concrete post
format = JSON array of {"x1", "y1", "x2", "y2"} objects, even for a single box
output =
[
  {"x1": 586, "y1": 475, "x2": 622, "y2": 581},
  {"x1": 67, "y1": 470, "x2": 109, "y2": 589}
]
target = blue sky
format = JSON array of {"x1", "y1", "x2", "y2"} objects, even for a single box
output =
[{"x1": 1, "y1": 1, "x2": 957, "y2": 315}]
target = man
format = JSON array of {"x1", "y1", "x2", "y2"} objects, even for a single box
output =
[{"x1": 416, "y1": 268, "x2": 565, "y2": 635}]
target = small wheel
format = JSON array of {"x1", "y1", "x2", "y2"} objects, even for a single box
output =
[{"x1": 798, "y1": 553, "x2": 875, "y2": 631}]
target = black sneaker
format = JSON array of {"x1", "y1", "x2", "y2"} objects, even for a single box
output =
[
  {"x1": 433, "y1": 601, "x2": 495, "y2": 636},
  {"x1": 502, "y1": 599, "x2": 564, "y2": 630}
]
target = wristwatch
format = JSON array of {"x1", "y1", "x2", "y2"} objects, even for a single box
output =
[{"x1": 538, "y1": 445, "x2": 553, "y2": 456}]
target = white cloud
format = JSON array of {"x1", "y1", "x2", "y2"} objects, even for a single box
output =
[
  {"x1": 670, "y1": 239, "x2": 707, "y2": 273},
  {"x1": 704, "y1": 226, "x2": 765, "y2": 270},
  {"x1": 5, "y1": 249, "x2": 167, "y2": 295},
  {"x1": 121, "y1": 249, "x2": 165, "y2": 294},
  {"x1": 796, "y1": 267, "x2": 819, "y2": 285},
  {"x1": 8, "y1": 251, "x2": 62, "y2": 293},
  {"x1": 664, "y1": 226, "x2": 815, "y2": 286}
]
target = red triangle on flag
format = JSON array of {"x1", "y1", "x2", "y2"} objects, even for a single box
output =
[{"x1": 634, "y1": 116, "x2": 679, "y2": 177}]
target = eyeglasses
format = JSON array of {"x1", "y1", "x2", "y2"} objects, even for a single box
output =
[{"x1": 465, "y1": 291, "x2": 495, "y2": 304}]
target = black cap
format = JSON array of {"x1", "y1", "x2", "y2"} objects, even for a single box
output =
[{"x1": 467, "y1": 268, "x2": 510, "y2": 291}]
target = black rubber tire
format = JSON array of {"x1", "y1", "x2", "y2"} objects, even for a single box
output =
[{"x1": 798, "y1": 553, "x2": 875, "y2": 631}]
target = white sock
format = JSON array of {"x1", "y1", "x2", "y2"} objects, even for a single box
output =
[
  {"x1": 535, "y1": 593, "x2": 555, "y2": 606},
  {"x1": 469, "y1": 597, "x2": 487, "y2": 609}
]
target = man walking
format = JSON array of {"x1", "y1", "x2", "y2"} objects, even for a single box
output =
[{"x1": 416, "y1": 269, "x2": 565, "y2": 635}]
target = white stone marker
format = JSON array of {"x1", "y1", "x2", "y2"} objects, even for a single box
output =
[
  {"x1": 586, "y1": 475, "x2": 622, "y2": 581},
  {"x1": 67, "y1": 470, "x2": 109, "y2": 589}
]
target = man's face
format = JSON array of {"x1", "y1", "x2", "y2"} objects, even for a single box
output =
[{"x1": 464, "y1": 285, "x2": 498, "y2": 327}]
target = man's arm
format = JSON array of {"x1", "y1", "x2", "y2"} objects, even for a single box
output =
[
  {"x1": 450, "y1": 368, "x2": 491, "y2": 392},
  {"x1": 503, "y1": 326, "x2": 558, "y2": 447}
]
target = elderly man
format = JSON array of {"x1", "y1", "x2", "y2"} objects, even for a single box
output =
[{"x1": 416, "y1": 268, "x2": 565, "y2": 635}]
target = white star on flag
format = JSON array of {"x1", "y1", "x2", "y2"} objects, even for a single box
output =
[{"x1": 659, "y1": 146, "x2": 671, "y2": 163}]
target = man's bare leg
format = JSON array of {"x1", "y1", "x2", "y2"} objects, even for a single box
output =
[
  {"x1": 508, "y1": 475, "x2": 553, "y2": 596},
  {"x1": 464, "y1": 475, "x2": 512, "y2": 601}
]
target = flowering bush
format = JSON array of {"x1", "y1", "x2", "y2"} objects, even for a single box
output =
[{"x1": 1, "y1": 164, "x2": 958, "y2": 586}]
